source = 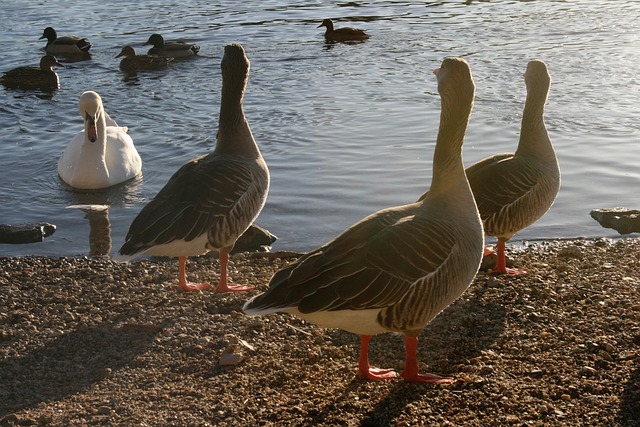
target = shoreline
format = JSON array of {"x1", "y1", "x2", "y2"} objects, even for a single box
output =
[{"x1": 1, "y1": 237, "x2": 639, "y2": 426}]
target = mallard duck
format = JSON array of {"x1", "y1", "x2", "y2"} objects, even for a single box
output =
[
  {"x1": 244, "y1": 57, "x2": 482, "y2": 384},
  {"x1": 39, "y1": 27, "x2": 91, "y2": 55},
  {"x1": 318, "y1": 18, "x2": 370, "y2": 42},
  {"x1": 116, "y1": 46, "x2": 173, "y2": 71},
  {"x1": 463, "y1": 60, "x2": 559, "y2": 274},
  {"x1": 115, "y1": 44, "x2": 270, "y2": 293},
  {"x1": 143, "y1": 34, "x2": 200, "y2": 58},
  {"x1": 58, "y1": 91, "x2": 142, "y2": 190},
  {"x1": 0, "y1": 55, "x2": 64, "y2": 89}
]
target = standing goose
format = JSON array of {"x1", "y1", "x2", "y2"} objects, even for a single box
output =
[
  {"x1": 40, "y1": 27, "x2": 91, "y2": 55},
  {"x1": 464, "y1": 60, "x2": 559, "y2": 274},
  {"x1": 115, "y1": 44, "x2": 270, "y2": 293},
  {"x1": 143, "y1": 34, "x2": 200, "y2": 58},
  {"x1": 244, "y1": 57, "x2": 482, "y2": 383},
  {"x1": 58, "y1": 91, "x2": 142, "y2": 190},
  {"x1": 0, "y1": 55, "x2": 64, "y2": 89},
  {"x1": 116, "y1": 46, "x2": 173, "y2": 71},
  {"x1": 318, "y1": 19, "x2": 370, "y2": 42}
]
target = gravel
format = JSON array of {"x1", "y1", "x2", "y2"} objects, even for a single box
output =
[{"x1": 1, "y1": 238, "x2": 639, "y2": 426}]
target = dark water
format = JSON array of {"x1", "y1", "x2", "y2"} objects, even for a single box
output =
[{"x1": 0, "y1": 0, "x2": 639, "y2": 257}]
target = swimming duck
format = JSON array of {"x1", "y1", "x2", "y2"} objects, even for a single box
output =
[
  {"x1": 0, "y1": 55, "x2": 64, "y2": 89},
  {"x1": 116, "y1": 46, "x2": 173, "y2": 71},
  {"x1": 58, "y1": 91, "x2": 142, "y2": 190},
  {"x1": 244, "y1": 57, "x2": 482, "y2": 384},
  {"x1": 463, "y1": 60, "x2": 559, "y2": 274},
  {"x1": 115, "y1": 44, "x2": 270, "y2": 293},
  {"x1": 143, "y1": 34, "x2": 200, "y2": 58},
  {"x1": 39, "y1": 27, "x2": 91, "y2": 55},
  {"x1": 318, "y1": 18, "x2": 370, "y2": 42}
]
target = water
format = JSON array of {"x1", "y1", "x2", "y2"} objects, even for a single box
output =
[{"x1": 0, "y1": 0, "x2": 639, "y2": 257}]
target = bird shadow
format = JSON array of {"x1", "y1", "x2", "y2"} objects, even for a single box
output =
[
  {"x1": 619, "y1": 361, "x2": 640, "y2": 426},
  {"x1": 0, "y1": 321, "x2": 162, "y2": 416}
]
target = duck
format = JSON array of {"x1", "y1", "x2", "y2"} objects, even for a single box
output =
[
  {"x1": 114, "y1": 44, "x2": 270, "y2": 293},
  {"x1": 0, "y1": 55, "x2": 64, "y2": 89},
  {"x1": 318, "y1": 18, "x2": 370, "y2": 42},
  {"x1": 244, "y1": 57, "x2": 482, "y2": 384},
  {"x1": 58, "y1": 91, "x2": 142, "y2": 190},
  {"x1": 116, "y1": 46, "x2": 173, "y2": 71},
  {"x1": 143, "y1": 34, "x2": 200, "y2": 58},
  {"x1": 461, "y1": 59, "x2": 559, "y2": 275},
  {"x1": 39, "y1": 27, "x2": 91, "y2": 55}
]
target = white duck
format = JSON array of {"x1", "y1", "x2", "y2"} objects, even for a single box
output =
[
  {"x1": 58, "y1": 91, "x2": 142, "y2": 190},
  {"x1": 244, "y1": 57, "x2": 482, "y2": 384},
  {"x1": 115, "y1": 44, "x2": 270, "y2": 293}
]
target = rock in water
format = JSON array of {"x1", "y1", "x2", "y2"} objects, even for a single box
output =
[
  {"x1": 0, "y1": 223, "x2": 56, "y2": 244},
  {"x1": 590, "y1": 208, "x2": 640, "y2": 235}
]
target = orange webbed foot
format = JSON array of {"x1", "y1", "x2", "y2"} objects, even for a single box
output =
[
  {"x1": 401, "y1": 370, "x2": 453, "y2": 384},
  {"x1": 215, "y1": 282, "x2": 255, "y2": 293},
  {"x1": 178, "y1": 281, "x2": 212, "y2": 292},
  {"x1": 358, "y1": 366, "x2": 398, "y2": 381}
]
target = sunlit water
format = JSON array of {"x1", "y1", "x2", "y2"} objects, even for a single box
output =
[{"x1": 0, "y1": 0, "x2": 638, "y2": 257}]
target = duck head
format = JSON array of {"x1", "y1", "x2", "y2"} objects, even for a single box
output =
[{"x1": 39, "y1": 27, "x2": 58, "y2": 42}]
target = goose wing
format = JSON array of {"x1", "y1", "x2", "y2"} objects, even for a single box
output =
[
  {"x1": 252, "y1": 205, "x2": 456, "y2": 314},
  {"x1": 121, "y1": 154, "x2": 256, "y2": 251}
]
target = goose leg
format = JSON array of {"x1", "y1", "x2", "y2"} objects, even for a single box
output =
[
  {"x1": 214, "y1": 249, "x2": 255, "y2": 293},
  {"x1": 494, "y1": 240, "x2": 526, "y2": 275},
  {"x1": 357, "y1": 335, "x2": 397, "y2": 380},
  {"x1": 177, "y1": 256, "x2": 211, "y2": 292},
  {"x1": 400, "y1": 336, "x2": 453, "y2": 384}
]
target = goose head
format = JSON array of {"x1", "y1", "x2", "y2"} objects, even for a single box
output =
[
  {"x1": 435, "y1": 57, "x2": 475, "y2": 121},
  {"x1": 78, "y1": 91, "x2": 105, "y2": 143},
  {"x1": 524, "y1": 59, "x2": 551, "y2": 101}
]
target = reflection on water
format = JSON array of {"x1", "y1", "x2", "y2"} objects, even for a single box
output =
[{"x1": 68, "y1": 205, "x2": 111, "y2": 257}]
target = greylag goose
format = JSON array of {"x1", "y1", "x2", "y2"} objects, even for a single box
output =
[
  {"x1": 40, "y1": 27, "x2": 91, "y2": 55},
  {"x1": 244, "y1": 57, "x2": 482, "y2": 383},
  {"x1": 115, "y1": 44, "x2": 270, "y2": 293},
  {"x1": 116, "y1": 46, "x2": 173, "y2": 71},
  {"x1": 318, "y1": 19, "x2": 370, "y2": 42},
  {"x1": 58, "y1": 91, "x2": 142, "y2": 190},
  {"x1": 143, "y1": 34, "x2": 200, "y2": 58},
  {"x1": 463, "y1": 59, "x2": 559, "y2": 274},
  {"x1": 0, "y1": 55, "x2": 64, "y2": 89}
]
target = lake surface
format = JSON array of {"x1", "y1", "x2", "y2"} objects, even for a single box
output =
[{"x1": 0, "y1": 0, "x2": 639, "y2": 257}]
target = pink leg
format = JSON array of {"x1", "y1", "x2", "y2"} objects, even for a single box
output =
[
  {"x1": 214, "y1": 249, "x2": 255, "y2": 293},
  {"x1": 400, "y1": 336, "x2": 453, "y2": 384},
  {"x1": 357, "y1": 335, "x2": 397, "y2": 381},
  {"x1": 177, "y1": 256, "x2": 211, "y2": 292},
  {"x1": 493, "y1": 240, "x2": 526, "y2": 275}
]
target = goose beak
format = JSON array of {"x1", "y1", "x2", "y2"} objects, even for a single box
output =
[
  {"x1": 85, "y1": 112, "x2": 97, "y2": 142},
  {"x1": 433, "y1": 67, "x2": 441, "y2": 77},
  {"x1": 317, "y1": 22, "x2": 325, "y2": 28},
  {"x1": 54, "y1": 60, "x2": 64, "y2": 68},
  {"x1": 115, "y1": 51, "x2": 124, "y2": 59}
]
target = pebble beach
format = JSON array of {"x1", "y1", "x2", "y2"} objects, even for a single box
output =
[{"x1": 1, "y1": 238, "x2": 639, "y2": 426}]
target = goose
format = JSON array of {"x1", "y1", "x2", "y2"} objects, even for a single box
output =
[
  {"x1": 39, "y1": 27, "x2": 91, "y2": 55},
  {"x1": 115, "y1": 44, "x2": 270, "y2": 293},
  {"x1": 143, "y1": 34, "x2": 200, "y2": 58},
  {"x1": 318, "y1": 18, "x2": 370, "y2": 42},
  {"x1": 116, "y1": 46, "x2": 173, "y2": 71},
  {"x1": 244, "y1": 57, "x2": 482, "y2": 383},
  {"x1": 0, "y1": 55, "x2": 64, "y2": 89},
  {"x1": 58, "y1": 91, "x2": 142, "y2": 190},
  {"x1": 462, "y1": 59, "x2": 559, "y2": 274}
]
